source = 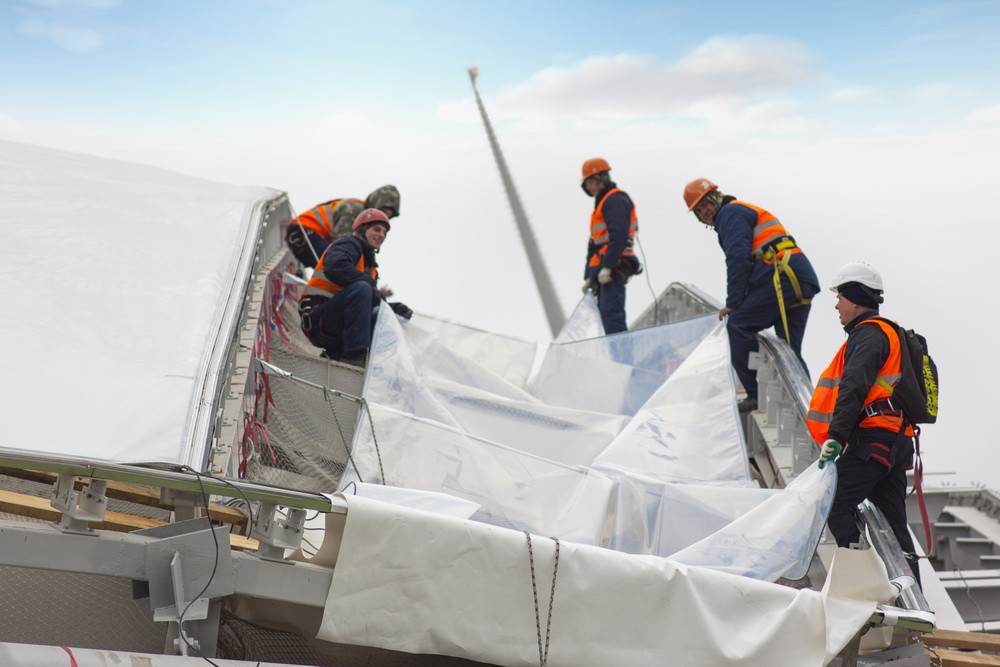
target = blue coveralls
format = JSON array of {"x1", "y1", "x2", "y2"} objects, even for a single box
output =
[
  {"x1": 302, "y1": 236, "x2": 380, "y2": 359},
  {"x1": 714, "y1": 200, "x2": 820, "y2": 399}
]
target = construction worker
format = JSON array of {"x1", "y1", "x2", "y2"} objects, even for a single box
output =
[
  {"x1": 286, "y1": 184, "x2": 401, "y2": 268},
  {"x1": 580, "y1": 158, "x2": 641, "y2": 334},
  {"x1": 298, "y1": 208, "x2": 412, "y2": 366},
  {"x1": 683, "y1": 178, "x2": 819, "y2": 412},
  {"x1": 808, "y1": 261, "x2": 920, "y2": 584}
]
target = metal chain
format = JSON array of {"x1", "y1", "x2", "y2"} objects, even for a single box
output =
[{"x1": 525, "y1": 532, "x2": 560, "y2": 666}]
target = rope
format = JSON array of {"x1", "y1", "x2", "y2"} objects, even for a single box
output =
[{"x1": 525, "y1": 532, "x2": 560, "y2": 666}]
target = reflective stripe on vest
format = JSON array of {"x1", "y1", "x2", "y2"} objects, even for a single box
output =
[
  {"x1": 295, "y1": 199, "x2": 344, "y2": 239},
  {"x1": 806, "y1": 318, "x2": 912, "y2": 443},
  {"x1": 303, "y1": 252, "x2": 377, "y2": 298},
  {"x1": 733, "y1": 200, "x2": 802, "y2": 262},
  {"x1": 589, "y1": 188, "x2": 638, "y2": 267}
]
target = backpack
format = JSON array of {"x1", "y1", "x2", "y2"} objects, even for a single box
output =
[{"x1": 876, "y1": 318, "x2": 939, "y2": 424}]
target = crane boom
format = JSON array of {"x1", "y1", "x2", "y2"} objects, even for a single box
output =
[{"x1": 467, "y1": 66, "x2": 566, "y2": 337}]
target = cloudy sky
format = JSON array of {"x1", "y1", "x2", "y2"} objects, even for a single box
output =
[{"x1": 2, "y1": 0, "x2": 999, "y2": 488}]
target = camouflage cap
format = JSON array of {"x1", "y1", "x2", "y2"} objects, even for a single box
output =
[
  {"x1": 330, "y1": 198, "x2": 365, "y2": 240},
  {"x1": 365, "y1": 184, "x2": 401, "y2": 218}
]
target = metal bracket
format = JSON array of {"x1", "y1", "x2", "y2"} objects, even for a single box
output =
[
  {"x1": 50, "y1": 474, "x2": 107, "y2": 535},
  {"x1": 251, "y1": 502, "x2": 307, "y2": 561}
]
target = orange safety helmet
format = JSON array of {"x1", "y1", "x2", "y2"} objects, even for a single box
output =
[
  {"x1": 581, "y1": 157, "x2": 611, "y2": 182},
  {"x1": 352, "y1": 207, "x2": 391, "y2": 232},
  {"x1": 683, "y1": 178, "x2": 718, "y2": 210}
]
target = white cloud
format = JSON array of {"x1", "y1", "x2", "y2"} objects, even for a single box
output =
[
  {"x1": 17, "y1": 17, "x2": 106, "y2": 52},
  {"x1": 908, "y1": 81, "x2": 965, "y2": 104},
  {"x1": 440, "y1": 36, "x2": 814, "y2": 134},
  {"x1": 968, "y1": 105, "x2": 1000, "y2": 123},
  {"x1": 0, "y1": 114, "x2": 22, "y2": 134},
  {"x1": 827, "y1": 85, "x2": 876, "y2": 105}
]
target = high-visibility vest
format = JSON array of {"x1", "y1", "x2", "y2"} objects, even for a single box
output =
[
  {"x1": 294, "y1": 198, "x2": 364, "y2": 239},
  {"x1": 806, "y1": 318, "x2": 913, "y2": 463},
  {"x1": 303, "y1": 248, "x2": 377, "y2": 298},
  {"x1": 734, "y1": 200, "x2": 802, "y2": 263},
  {"x1": 588, "y1": 188, "x2": 638, "y2": 267}
]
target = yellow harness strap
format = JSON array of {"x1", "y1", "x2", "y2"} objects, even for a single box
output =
[{"x1": 767, "y1": 247, "x2": 810, "y2": 344}]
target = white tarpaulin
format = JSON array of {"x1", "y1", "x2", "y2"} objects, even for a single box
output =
[
  {"x1": 315, "y1": 493, "x2": 875, "y2": 667},
  {"x1": 0, "y1": 140, "x2": 279, "y2": 464}
]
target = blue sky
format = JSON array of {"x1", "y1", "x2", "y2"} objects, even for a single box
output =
[{"x1": 3, "y1": 0, "x2": 1000, "y2": 487}]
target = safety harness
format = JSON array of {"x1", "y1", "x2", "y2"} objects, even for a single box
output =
[{"x1": 758, "y1": 235, "x2": 811, "y2": 344}]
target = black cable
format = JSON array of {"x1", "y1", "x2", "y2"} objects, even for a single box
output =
[{"x1": 176, "y1": 466, "x2": 221, "y2": 666}]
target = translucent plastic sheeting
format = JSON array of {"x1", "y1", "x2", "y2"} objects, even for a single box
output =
[
  {"x1": 0, "y1": 140, "x2": 278, "y2": 464},
  {"x1": 314, "y1": 494, "x2": 876, "y2": 667},
  {"x1": 366, "y1": 303, "x2": 630, "y2": 464},
  {"x1": 341, "y1": 307, "x2": 832, "y2": 578},
  {"x1": 552, "y1": 293, "x2": 604, "y2": 343},
  {"x1": 530, "y1": 313, "x2": 717, "y2": 415},
  {"x1": 603, "y1": 470, "x2": 770, "y2": 555},
  {"x1": 406, "y1": 313, "x2": 538, "y2": 389},
  {"x1": 592, "y1": 321, "x2": 750, "y2": 484},
  {"x1": 668, "y1": 464, "x2": 837, "y2": 581},
  {"x1": 342, "y1": 401, "x2": 615, "y2": 544}
]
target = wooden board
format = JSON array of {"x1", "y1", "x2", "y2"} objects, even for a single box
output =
[
  {"x1": 923, "y1": 629, "x2": 1000, "y2": 652},
  {"x1": 0, "y1": 488, "x2": 257, "y2": 551},
  {"x1": 924, "y1": 648, "x2": 1000, "y2": 666},
  {"x1": 0, "y1": 466, "x2": 247, "y2": 527}
]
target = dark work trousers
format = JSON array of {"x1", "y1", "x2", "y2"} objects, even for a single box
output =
[
  {"x1": 726, "y1": 279, "x2": 811, "y2": 399},
  {"x1": 286, "y1": 226, "x2": 330, "y2": 268},
  {"x1": 828, "y1": 437, "x2": 920, "y2": 584},
  {"x1": 596, "y1": 274, "x2": 627, "y2": 334},
  {"x1": 307, "y1": 281, "x2": 376, "y2": 359}
]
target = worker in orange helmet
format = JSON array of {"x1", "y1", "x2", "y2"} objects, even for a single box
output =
[
  {"x1": 580, "y1": 158, "x2": 641, "y2": 334},
  {"x1": 298, "y1": 208, "x2": 412, "y2": 367},
  {"x1": 286, "y1": 184, "x2": 401, "y2": 269},
  {"x1": 683, "y1": 178, "x2": 819, "y2": 412}
]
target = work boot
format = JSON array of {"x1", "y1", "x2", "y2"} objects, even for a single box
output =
[
  {"x1": 737, "y1": 396, "x2": 758, "y2": 413},
  {"x1": 341, "y1": 350, "x2": 368, "y2": 368}
]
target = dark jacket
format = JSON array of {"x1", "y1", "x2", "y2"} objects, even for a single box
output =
[
  {"x1": 714, "y1": 198, "x2": 818, "y2": 309},
  {"x1": 830, "y1": 309, "x2": 911, "y2": 461},
  {"x1": 323, "y1": 236, "x2": 379, "y2": 290}
]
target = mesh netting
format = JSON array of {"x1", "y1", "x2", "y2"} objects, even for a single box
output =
[{"x1": 241, "y1": 292, "x2": 367, "y2": 493}]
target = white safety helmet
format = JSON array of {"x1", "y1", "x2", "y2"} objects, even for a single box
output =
[{"x1": 828, "y1": 260, "x2": 883, "y2": 293}]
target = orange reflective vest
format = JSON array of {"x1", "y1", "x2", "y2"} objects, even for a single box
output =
[
  {"x1": 807, "y1": 318, "x2": 913, "y2": 460},
  {"x1": 294, "y1": 198, "x2": 364, "y2": 239},
  {"x1": 588, "y1": 188, "x2": 638, "y2": 267},
  {"x1": 735, "y1": 200, "x2": 802, "y2": 263},
  {"x1": 304, "y1": 250, "x2": 377, "y2": 298}
]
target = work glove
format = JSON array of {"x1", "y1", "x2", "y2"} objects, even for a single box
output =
[
  {"x1": 581, "y1": 280, "x2": 593, "y2": 294},
  {"x1": 597, "y1": 267, "x2": 613, "y2": 285},
  {"x1": 389, "y1": 301, "x2": 413, "y2": 320},
  {"x1": 817, "y1": 439, "x2": 842, "y2": 469}
]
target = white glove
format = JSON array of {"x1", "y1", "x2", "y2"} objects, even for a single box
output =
[
  {"x1": 817, "y1": 439, "x2": 842, "y2": 469},
  {"x1": 597, "y1": 267, "x2": 613, "y2": 285},
  {"x1": 581, "y1": 280, "x2": 592, "y2": 294}
]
